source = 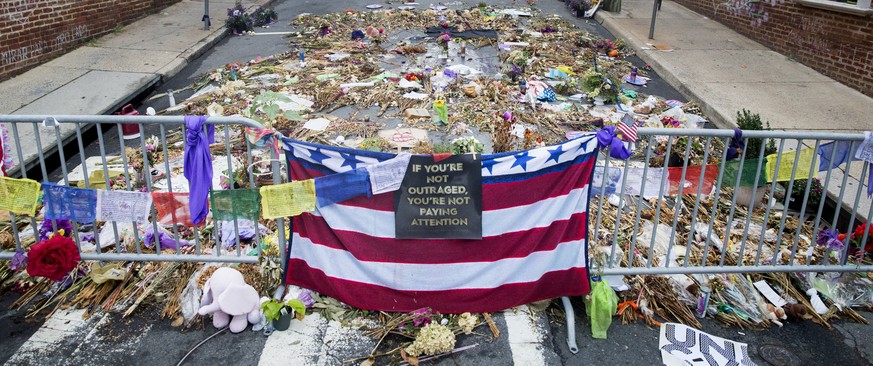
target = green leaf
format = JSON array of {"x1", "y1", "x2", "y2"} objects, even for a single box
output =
[
  {"x1": 283, "y1": 110, "x2": 302, "y2": 121},
  {"x1": 286, "y1": 299, "x2": 306, "y2": 320},
  {"x1": 260, "y1": 300, "x2": 284, "y2": 322}
]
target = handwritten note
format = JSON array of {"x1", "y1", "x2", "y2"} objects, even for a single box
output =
[
  {"x1": 96, "y1": 190, "x2": 152, "y2": 222},
  {"x1": 0, "y1": 176, "x2": 40, "y2": 215},
  {"x1": 260, "y1": 180, "x2": 315, "y2": 219},
  {"x1": 855, "y1": 132, "x2": 873, "y2": 162},
  {"x1": 367, "y1": 153, "x2": 411, "y2": 194}
]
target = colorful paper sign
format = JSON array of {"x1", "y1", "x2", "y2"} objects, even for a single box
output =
[
  {"x1": 0, "y1": 177, "x2": 41, "y2": 215},
  {"x1": 42, "y1": 183, "x2": 97, "y2": 223},
  {"x1": 96, "y1": 190, "x2": 153, "y2": 222},
  {"x1": 722, "y1": 158, "x2": 768, "y2": 188},
  {"x1": 622, "y1": 167, "x2": 664, "y2": 199},
  {"x1": 766, "y1": 148, "x2": 817, "y2": 182},
  {"x1": 210, "y1": 188, "x2": 260, "y2": 221},
  {"x1": 259, "y1": 180, "x2": 316, "y2": 219},
  {"x1": 315, "y1": 168, "x2": 371, "y2": 208},
  {"x1": 591, "y1": 166, "x2": 622, "y2": 196},
  {"x1": 667, "y1": 164, "x2": 719, "y2": 195},
  {"x1": 151, "y1": 192, "x2": 204, "y2": 227}
]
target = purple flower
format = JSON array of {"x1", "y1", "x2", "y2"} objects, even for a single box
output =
[
  {"x1": 39, "y1": 219, "x2": 74, "y2": 241},
  {"x1": 817, "y1": 229, "x2": 844, "y2": 251},
  {"x1": 443, "y1": 68, "x2": 457, "y2": 79},
  {"x1": 9, "y1": 250, "x2": 27, "y2": 271},
  {"x1": 411, "y1": 307, "x2": 432, "y2": 327},
  {"x1": 297, "y1": 289, "x2": 316, "y2": 308}
]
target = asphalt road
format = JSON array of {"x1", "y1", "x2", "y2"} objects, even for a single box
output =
[{"x1": 2, "y1": 0, "x2": 871, "y2": 365}]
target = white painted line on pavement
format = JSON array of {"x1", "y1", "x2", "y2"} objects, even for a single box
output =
[
  {"x1": 258, "y1": 313, "x2": 327, "y2": 366},
  {"x1": 504, "y1": 305, "x2": 547, "y2": 366},
  {"x1": 5, "y1": 309, "x2": 93, "y2": 364},
  {"x1": 258, "y1": 312, "x2": 376, "y2": 366}
]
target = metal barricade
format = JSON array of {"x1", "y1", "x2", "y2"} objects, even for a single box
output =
[
  {"x1": 591, "y1": 128, "x2": 873, "y2": 275},
  {"x1": 0, "y1": 116, "x2": 870, "y2": 276},
  {"x1": 0, "y1": 115, "x2": 286, "y2": 264}
]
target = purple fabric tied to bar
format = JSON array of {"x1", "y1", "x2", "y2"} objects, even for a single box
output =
[
  {"x1": 596, "y1": 126, "x2": 633, "y2": 160},
  {"x1": 183, "y1": 115, "x2": 214, "y2": 226}
]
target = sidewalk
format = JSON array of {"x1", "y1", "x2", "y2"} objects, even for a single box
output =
[
  {"x1": 0, "y1": 0, "x2": 271, "y2": 174},
  {"x1": 596, "y1": 0, "x2": 873, "y2": 221}
]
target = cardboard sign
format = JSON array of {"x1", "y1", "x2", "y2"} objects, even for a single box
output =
[{"x1": 395, "y1": 154, "x2": 482, "y2": 239}]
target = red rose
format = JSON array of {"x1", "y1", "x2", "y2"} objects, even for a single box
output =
[{"x1": 26, "y1": 235, "x2": 81, "y2": 281}]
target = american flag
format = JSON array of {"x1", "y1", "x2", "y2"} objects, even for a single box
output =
[
  {"x1": 281, "y1": 134, "x2": 597, "y2": 313},
  {"x1": 617, "y1": 113, "x2": 638, "y2": 142}
]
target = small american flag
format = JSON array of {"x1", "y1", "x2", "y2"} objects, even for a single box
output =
[{"x1": 617, "y1": 113, "x2": 638, "y2": 142}]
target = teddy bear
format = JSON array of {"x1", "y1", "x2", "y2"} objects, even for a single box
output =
[{"x1": 198, "y1": 267, "x2": 261, "y2": 333}]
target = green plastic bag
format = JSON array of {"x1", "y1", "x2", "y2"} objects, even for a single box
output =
[{"x1": 584, "y1": 279, "x2": 619, "y2": 339}]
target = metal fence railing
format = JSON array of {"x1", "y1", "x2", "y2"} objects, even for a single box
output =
[
  {"x1": 0, "y1": 115, "x2": 870, "y2": 276},
  {"x1": 0, "y1": 115, "x2": 285, "y2": 264},
  {"x1": 590, "y1": 128, "x2": 873, "y2": 275}
]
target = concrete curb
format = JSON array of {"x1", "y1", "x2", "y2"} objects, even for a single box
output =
[
  {"x1": 594, "y1": 10, "x2": 736, "y2": 128},
  {"x1": 158, "y1": 0, "x2": 281, "y2": 83}
]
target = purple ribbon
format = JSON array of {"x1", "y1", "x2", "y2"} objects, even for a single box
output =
[{"x1": 596, "y1": 126, "x2": 633, "y2": 160}]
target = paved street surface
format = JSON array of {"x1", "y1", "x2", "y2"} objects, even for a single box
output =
[{"x1": 2, "y1": 0, "x2": 873, "y2": 365}]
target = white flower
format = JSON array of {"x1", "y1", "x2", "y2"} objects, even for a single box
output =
[
  {"x1": 405, "y1": 323, "x2": 456, "y2": 357},
  {"x1": 457, "y1": 312, "x2": 478, "y2": 334}
]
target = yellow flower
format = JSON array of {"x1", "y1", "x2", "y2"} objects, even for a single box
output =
[{"x1": 433, "y1": 99, "x2": 446, "y2": 108}]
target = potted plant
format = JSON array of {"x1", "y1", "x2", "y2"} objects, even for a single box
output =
[
  {"x1": 733, "y1": 109, "x2": 776, "y2": 207},
  {"x1": 787, "y1": 178, "x2": 822, "y2": 211},
  {"x1": 260, "y1": 298, "x2": 306, "y2": 331}
]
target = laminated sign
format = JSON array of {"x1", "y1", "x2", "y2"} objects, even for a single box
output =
[{"x1": 394, "y1": 154, "x2": 482, "y2": 239}]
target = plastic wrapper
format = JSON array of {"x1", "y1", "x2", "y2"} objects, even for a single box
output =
[{"x1": 584, "y1": 279, "x2": 618, "y2": 339}]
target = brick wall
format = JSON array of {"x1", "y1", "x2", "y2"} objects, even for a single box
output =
[
  {"x1": 672, "y1": 0, "x2": 873, "y2": 98},
  {"x1": 0, "y1": 0, "x2": 180, "y2": 81}
]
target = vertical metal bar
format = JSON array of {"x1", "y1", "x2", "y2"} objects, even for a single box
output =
[
  {"x1": 628, "y1": 136, "x2": 655, "y2": 268},
  {"x1": 95, "y1": 124, "x2": 123, "y2": 254},
  {"x1": 245, "y1": 136, "x2": 261, "y2": 258},
  {"x1": 720, "y1": 137, "x2": 750, "y2": 267},
  {"x1": 52, "y1": 124, "x2": 82, "y2": 251},
  {"x1": 160, "y1": 124, "x2": 182, "y2": 255},
  {"x1": 608, "y1": 156, "x2": 632, "y2": 269},
  {"x1": 736, "y1": 137, "x2": 769, "y2": 266},
  {"x1": 203, "y1": 0, "x2": 210, "y2": 30},
  {"x1": 840, "y1": 162, "x2": 867, "y2": 265},
  {"x1": 858, "y1": 190, "x2": 873, "y2": 260},
  {"x1": 139, "y1": 131, "x2": 166, "y2": 256},
  {"x1": 593, "y1": 153, "x2": 612, "y2": 239},
  {"x1": 752, "y1": 138, "x2": 786, "y2": 266},
  {"x1": 664, "y1": 138, "x2": 693, "y2": 268},
  {"x1": 813, "y1": 140, "x2": 842, "y2": 240},
  {"x1": 647, "y1": 136, "x2": 673, "y2": 268},
  {"x1": 684, "y1": 137, "x2": 712, "y2": 267},
  {"x1": 769, "y1": 139, "x2": 804, "y2": 266},
  {"x1": 73, "y1": 122, "x2": 93, "y2": 254},
  {"x1": 116, "y1": 124, "x2": 144, "y2": 255},
  {"x1": 648, "y1": 0, "x2": 659, "y2": 39},
  {"x1": 224, "y1": 126, "x2": 242, "y2": 257},
  {"x1": 788, "y1": 140, "x2": 821, "y2": 266},
  {"x1": 273, "y1": 142, "x2": 287, "y2": 268},
  {"x1": 830, "y1": 143, "x2": 856, "y2": 230},
  {"x1": 702, "y1": 138, "x2": 731, "y2": 269},
  {"x1": 30, "y1": 123, "x2": 49, "y2": 182},
  {"x1": 10, "y1": 124, "x2": 39, "y2": 249}
]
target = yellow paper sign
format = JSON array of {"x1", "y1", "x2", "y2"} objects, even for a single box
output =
[
  {"x1": 765, "y1": 148, "x2": 817, "y2": 182},
  {"x1": 260, "y1": 180, "x2": 316, "y2": 219},
  {"x1": 0, "y1": 176, "x2": 41, "y2": 215}
]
